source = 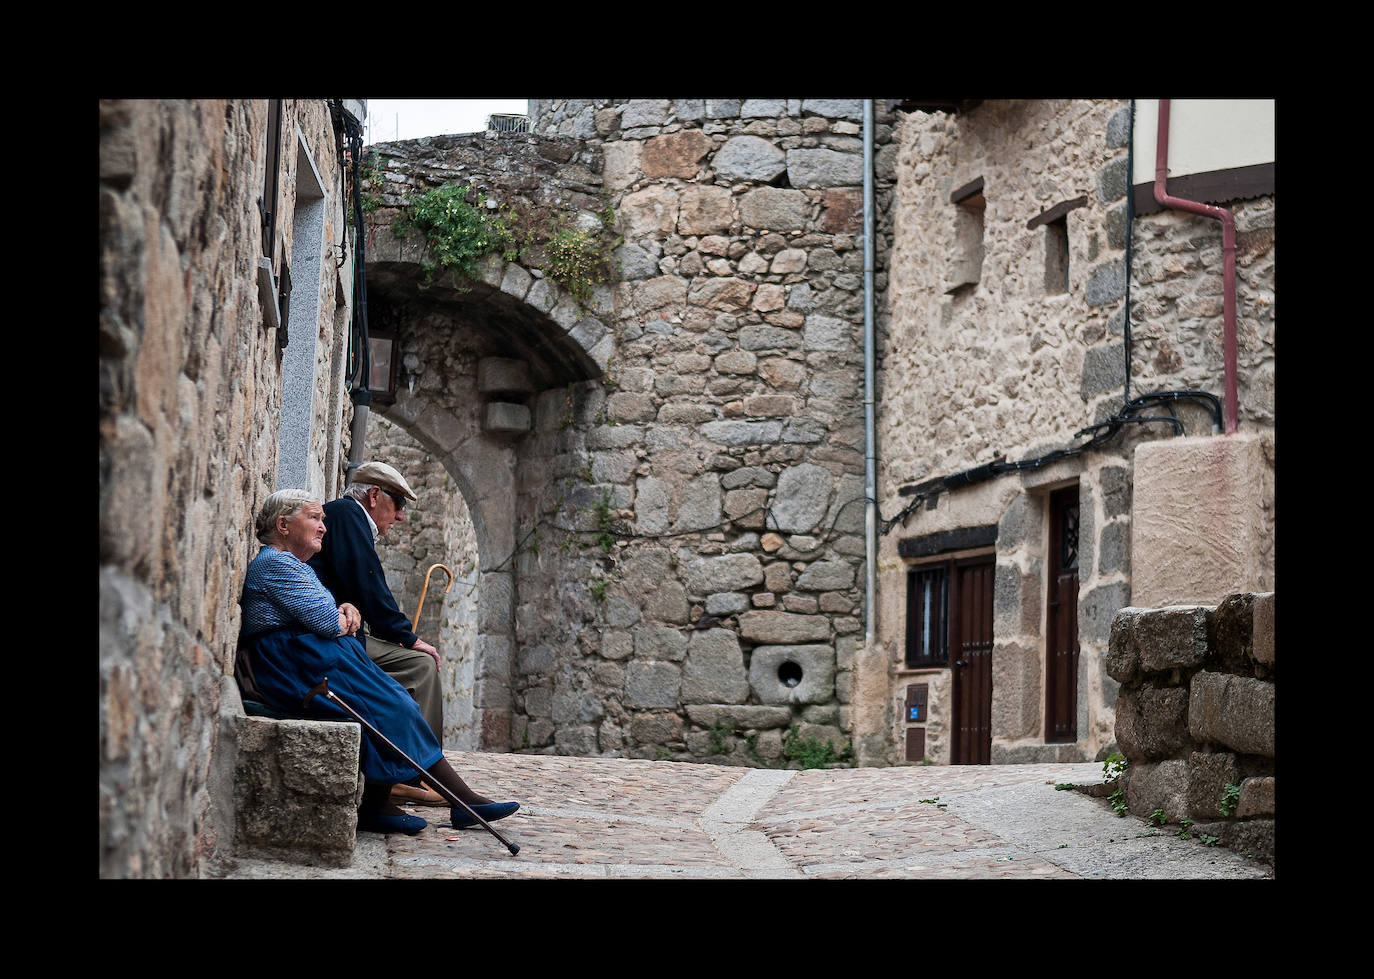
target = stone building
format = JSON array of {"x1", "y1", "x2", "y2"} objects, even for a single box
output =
[
  {"x1": 360, "y1": 98, "x2": 1273, "y2": 772},
  {"x1": 356, "y1": 100, "x2": 890, "y2": 768},
  {"x1": 98, "y1": 97, "x2": 1274, "y2": 876},
  {"x1": 863, "y1": 99, "x2": 1274, "y2": 767},
  {"x1": 99, "y1": 99, "x2": 362, "y2": 876}
]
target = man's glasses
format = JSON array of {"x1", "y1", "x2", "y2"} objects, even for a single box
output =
[{"x1": 379, "y1": 488, "x2": 406, "y2": 511}]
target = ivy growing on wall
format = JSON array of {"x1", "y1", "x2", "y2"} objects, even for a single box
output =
[{"x1": 389, "y1": 181, "x2": 619, "y2": 307}]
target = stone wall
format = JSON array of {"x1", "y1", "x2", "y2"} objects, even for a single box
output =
[
  {"x1": 881, "y1": 100, "x2": 1128, "y2": 481},
  {"x1": 354, "y1": 103, "x2": 901, "y2": 763},
  {"x1": 1107, "y1": 593, "x2": 1274, "y2": 863},
  {"x1": 1127, "y1": 196, "x2": 1276, "y2": 582},
  {"x1": 357, "y1": 99, "x2": 1273, "y2": 774},
  {"x1": 99, "y1": 99, "x2": 352, "y2": 876},
  {"x1": 499, "y1": 99, "x2": 900, "y2": 763}
]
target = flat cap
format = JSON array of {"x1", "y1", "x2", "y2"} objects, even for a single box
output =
[{"x1": 351, "y1": 461, "x2": 417, "y2": 501}]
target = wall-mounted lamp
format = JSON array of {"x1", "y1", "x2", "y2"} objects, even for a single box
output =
[{"x1": 367, "y1": 330, "x2": 398, "y2": 404}]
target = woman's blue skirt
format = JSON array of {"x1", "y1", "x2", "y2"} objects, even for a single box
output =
[{"x1": 247, "y1": 628, "x2": 444, "y2": 785}]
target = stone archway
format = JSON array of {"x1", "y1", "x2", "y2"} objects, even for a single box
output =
[{"x1": 363, "y1": 236, "x2": 608, "y2": 749}]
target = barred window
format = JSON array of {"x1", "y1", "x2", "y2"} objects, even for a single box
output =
[{"x1": 905, "y1": 565, "x2": 949, "y2": 668}]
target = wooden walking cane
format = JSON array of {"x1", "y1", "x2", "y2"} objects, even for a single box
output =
[
  {"x1": 411, "y1": 563, "x2": 454, "y2": 633},
  {"x1": 303, "y1": 678, "x2": 520, "y2": 856}
]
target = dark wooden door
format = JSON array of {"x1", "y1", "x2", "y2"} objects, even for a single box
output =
[
  {"x1": 1046, "y1": 486, "x2": 1080, "y2": 743},
  {"x1": 951, "y1": 557, "x2": 994, "y2": 765}
]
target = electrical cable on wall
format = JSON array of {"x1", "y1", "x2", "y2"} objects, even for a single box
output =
[
  {"x1": 341, "y1": 111, "x2": 371, "y2": 396},
  {"x1": 880, "y1": 389, "x2": 1221, "y2": 536},
  {"x1": 339, "y1": 107, "x2": 373, "y2": 483}
]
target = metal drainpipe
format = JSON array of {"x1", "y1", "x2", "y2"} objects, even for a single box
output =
[
  {"x1": 345, "y1": 119, "x2": 372, "y2": 481},
  {"x1": 1153, "y1": 99, "x2": 1239, "y2": 435},
  {"x1": 863, "y1": 99, "x2": 877, "y2": 648}
]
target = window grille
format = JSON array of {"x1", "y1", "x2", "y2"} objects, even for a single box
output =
[
  {"x1": 906, "y1": 565, "x2": 950, "y2": 668},
  {"x1": 487, "y1": 113, "x2": 530, "y2": 133}
]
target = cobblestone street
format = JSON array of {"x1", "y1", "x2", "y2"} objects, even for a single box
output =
[{"x1": 225, "y1": 752, "x2": 1272, "y2": 880}]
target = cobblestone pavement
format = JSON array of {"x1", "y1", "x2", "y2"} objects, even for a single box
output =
[{"x1": 224, "y1": 751, "x2": 1273, "y2": 879}]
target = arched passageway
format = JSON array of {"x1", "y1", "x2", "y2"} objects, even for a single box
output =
[{"x1": 363, "y1": 237, "x2": 608, "y2": 748}]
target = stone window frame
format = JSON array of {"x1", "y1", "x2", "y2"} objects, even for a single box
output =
[
  {"x1": 1028, "y1": 196, "x2": 1087, "y2": 298},
  {"x1": 946, "y1": 176, "x2": 986, "y2": 294}
]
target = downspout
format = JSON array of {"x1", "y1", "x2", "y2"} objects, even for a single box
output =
[
  {"x1": 1153, "y1": 99, "x2": 1239, "y2": 435},
  {"x1": 343, "y1": 114, "x2": 372, "y2": 479},
  {"x1": 863, "y1": 99, "x2": 877, "y2": 649},
  {"x1": 1124, "y1": 99, "x2": 1134, "y2": 405}
]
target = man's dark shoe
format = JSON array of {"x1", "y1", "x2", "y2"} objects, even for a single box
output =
[
  {"x1": 359, "y1": 809, "x2": 428, "y2": 835},
  {"x1": 451, "y1": 801, "x2": 519, "y2": 829}
]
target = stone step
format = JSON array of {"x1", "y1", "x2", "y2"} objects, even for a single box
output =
[{"x1": 224, "y1": 678, "x2": 362, "y2": 867}]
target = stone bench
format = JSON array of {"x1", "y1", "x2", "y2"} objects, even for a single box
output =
[{"x1": 220, "y1": 676, "x2": 363, "y2": 867}]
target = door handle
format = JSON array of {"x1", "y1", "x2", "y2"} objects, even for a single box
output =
[{"x1": 955, "y1": 659, "x2": 969, "y2": 667}]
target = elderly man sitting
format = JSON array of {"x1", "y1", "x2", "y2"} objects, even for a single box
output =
[
  {"x1": 308, "y1": 461, "x2": 446, "y2": 805},
  {"x1": 240, "y1": 488, "x2": 517, "y2": 834}
]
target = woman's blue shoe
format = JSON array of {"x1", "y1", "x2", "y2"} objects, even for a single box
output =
[
  {"x1": 358, "y1": 809, "x2": 428, "y2": 835},
  {"x1": 451, "y1": 801, "x2": 519, "y2": 829}
]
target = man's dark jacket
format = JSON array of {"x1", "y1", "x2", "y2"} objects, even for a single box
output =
[{"x1": 308, "y1": 498, "x2": 418, "y2": 647}]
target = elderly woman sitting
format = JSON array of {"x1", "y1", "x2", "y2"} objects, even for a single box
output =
[{"x1": 238, "y1": 488, "x2": 519, "y2": 835}]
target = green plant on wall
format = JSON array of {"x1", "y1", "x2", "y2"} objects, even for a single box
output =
[
  {"x1": 1102, "y1": 751, "x2": 1130, "y2": 817},
  {"x1": 544, "y1": 226, "x2": 604, "y2": 305},
  {"x1": 358, "y1": 152, "x2": 385, "y2": 213},
  {"x1": 502, "y1": 201, "x2": 620, "y2": 310},
  {"x1": 708, "y1": 718, "x2": 732, "y2": 755},
  {"x1": 394, "y1": 184, "x2": 513, "y2": 286},
  {"x1": 394, "y1": 180, "x2": 620, "y2": 307},
  {"x1": 782, "y1": 726, "x2": 853, "y2": 770},
  {"x1": 594, "y1": 491, "x2": 617, "y2": 553},
  {"x1": 1219, "y1": 782, "x2": 1242, "y2": 817}
]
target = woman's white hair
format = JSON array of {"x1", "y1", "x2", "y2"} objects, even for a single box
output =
[{"x1": 255, "y1": 489, "x2": 318, "y2": 544}]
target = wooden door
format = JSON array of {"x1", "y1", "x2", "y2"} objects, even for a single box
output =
[
  {"x1": 951, "y1": 557, "x2": 994, "y2": 765},
  {"x1": 1046, "y1": 486, "x2": 1080, "y2": 743}
]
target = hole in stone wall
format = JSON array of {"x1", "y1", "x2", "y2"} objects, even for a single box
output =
[{"x1": 778, "y1": 661, "x2": 803, "y2": 688}]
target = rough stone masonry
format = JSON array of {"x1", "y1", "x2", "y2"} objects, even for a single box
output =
[{"x1": 359, "y1": 99, "x2": 901, "y2": 765}]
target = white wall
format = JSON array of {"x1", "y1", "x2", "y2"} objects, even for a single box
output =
[{"x1": 1132, "y1": 99, "x2": 1274, "y2": 184}]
